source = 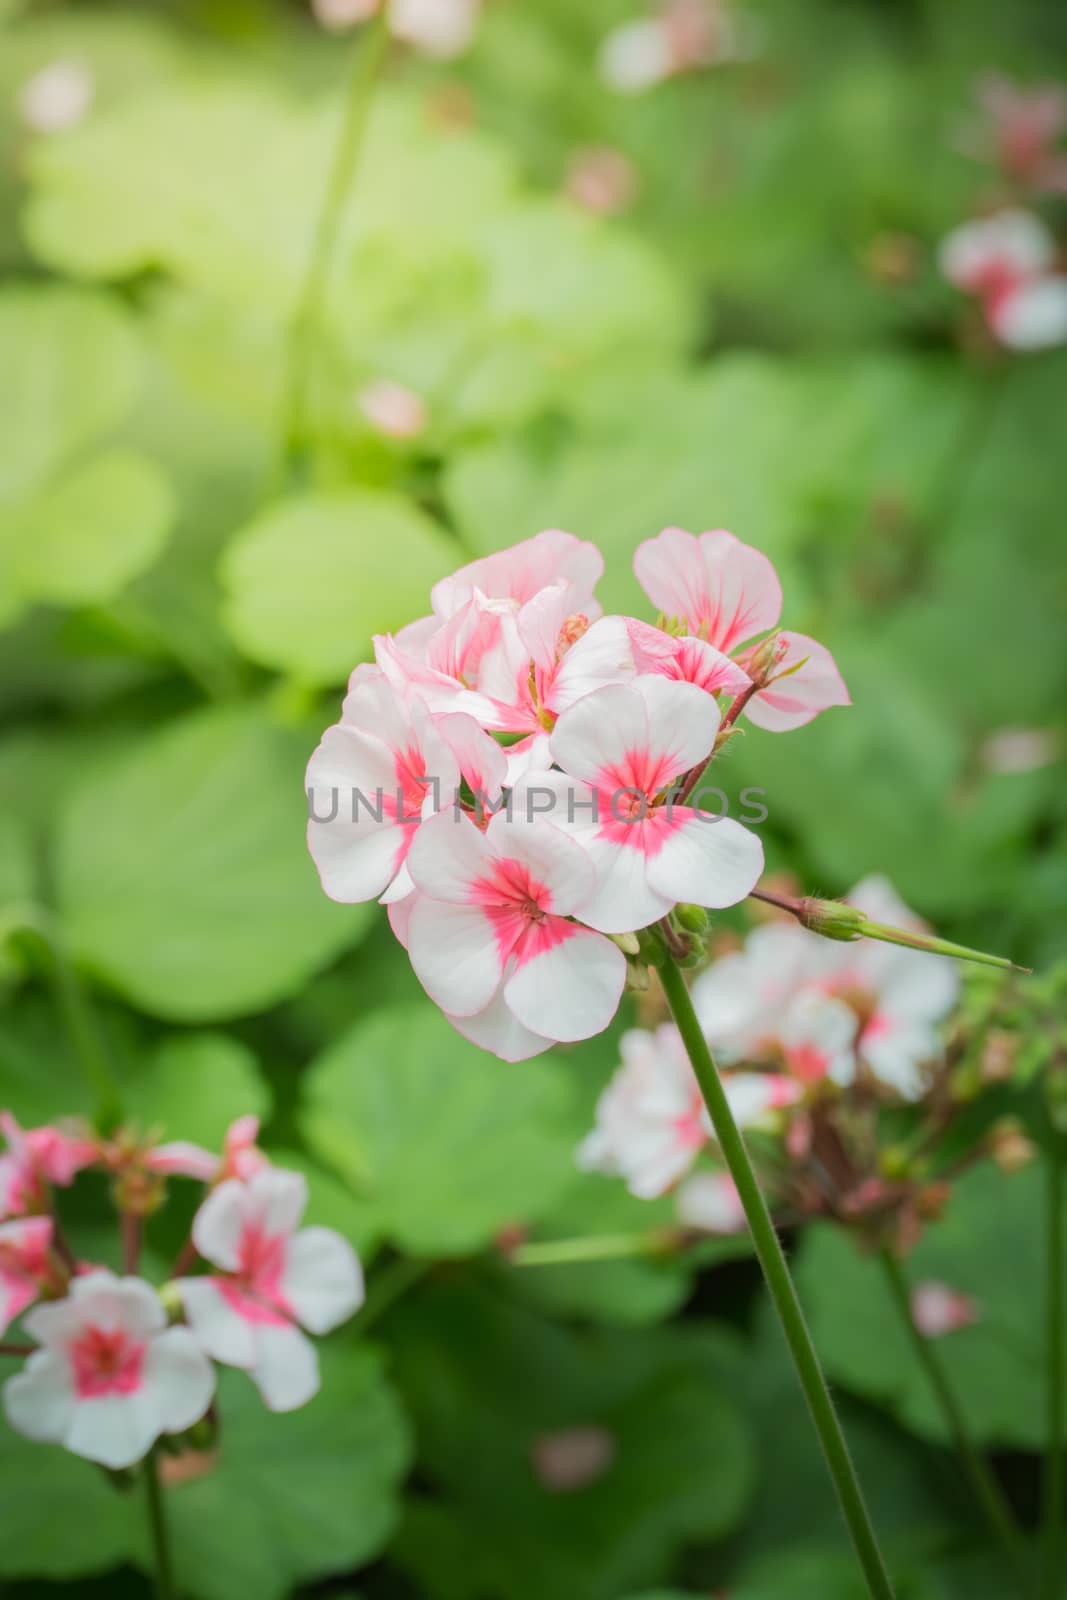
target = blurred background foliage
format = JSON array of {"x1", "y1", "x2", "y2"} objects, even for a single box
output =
[{"x1": 0, "y1": 0, "x2": 1065, "y2": 1596}]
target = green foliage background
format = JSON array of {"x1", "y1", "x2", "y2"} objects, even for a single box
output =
[{"x1": 0, "y1": 0, "x2": 1064, "y2": 1596}]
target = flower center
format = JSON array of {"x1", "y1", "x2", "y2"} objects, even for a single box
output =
[{"x1": 71, "y1": 1325, "x2": 145, "y2": 1398}]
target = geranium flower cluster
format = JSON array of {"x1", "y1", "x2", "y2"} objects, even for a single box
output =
[
  {"x1": 598, "y1": 0, "x2": 759, "y2": 95},
  {"x1": 313, "y1": 0, "x2": 480, "y2": 58},
  {"x1": 579, "y1": 878, "x2": 975, "y2": 1250},
  {"x1": 0, "y1": 1112, "x2": 362, "y2": 1470},
  {"x1": 306, "y1": 527, "x2": 849, "y2": 1061},
  {"x1": 940, "y1": 77, "x2": 1067, "y2": 349}
]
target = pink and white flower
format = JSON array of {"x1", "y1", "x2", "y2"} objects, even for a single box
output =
[
  {"x1": 675, "y1": 1171, "x2": 746, "y2": 1233},
  {"x1": 0, "y1": 1217, "x2": 55, "y2": 1337},
  {"x1": 0, "y1": 1114, "x2": 97, "y2": 1220},
  {"x1": 939, "y1": 209, "x2": 1067, "y2": 350},
  {"x1": 358, "y1": 379, "x2": 428, "y2": 440},
  {"x1": 306, "y1": 669, "x2": 506, "y2": 906},
  {"x1": 149, "y1": 1116, "x2": 269, "y2": 1186},
  {"x1": 633, "y1": 528, "x2": 850, "y2": 730},
  {"x1": 545, "y1": 674, "x2": 764, "y2": 932},
  {"x1": 964, "y1": 76, "x2": 1067, "y2": 193},
  {"x1": 598, "y1": 1, "x2": 749, "y2": 94},
  {"x1": 911, "y1": 1281, "x2": 980, "y2": 1340},
  {"x1": 4, "y1": 1271, "x2": 214, "y2": 1469},
  {"x1": 405, "y1": 810, "x2": 627, "y2": 1053},
  {"x1": 177, "y1": 1169, "x2": 363, "y2": 1412},
  {"x1": 578, "y1": 1024, "x2": 796, "y2": 1199},
  {"x1": 313, "y1": 0, "x2": 479, "y2": 55}
]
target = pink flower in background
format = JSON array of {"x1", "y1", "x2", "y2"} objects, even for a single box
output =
[
  {"x1": 675, "y1": 1171, "x2": 745, "y2": 1233},
  {"x1": 306, "y1": 669, "x2": 506, "y2": 905},
  {"x1": 939, "y1": 209, "x2": 1067, "y2": 350},
  {"x1": 911, "y1": 1281, "x2": 980, "y2": 1339},
  {"x1": 598, "y1": 0, "x2": 753, "y2": 94},
  {"x1": 633, "y1": 528, "x2": 850, "y2": 731},
  {"x1": 0, "y1": 1114, "x2": 98, "y2": 1219},
  {"x1": 358, "y1": 379, "x2": 428, "y2": 440},
  {"x1": 546, "y1": 675, "x2": 764, "y2": 932},
  {"x1": 691, "y1": 922, "x2": 817, "y2": 1062},
  {"x1": 778, "y1": 991, "x2": 859, "y2": 1088},
  {"x1": 4, "y1": 1271, "x2": 214, "y2": 1468},
  {"x1": 566, "y1": 147, "x2": 639, "y2": 215},
  {"x1": 0, "y1": 1217, "x2": 54, "y2": 1337},
  {"x1": 405, "y1": 810, "x2": 627, "y2": 1050},
  {"x1": 178, "y1": 1170, "x2": 363, "y2": 1412},
  {"x1": 965, "y1": 76, "x2": 1067, "y2": 193}
]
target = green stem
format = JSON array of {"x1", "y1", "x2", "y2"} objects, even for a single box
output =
[
  {"x1": 143, "y1": 1451, "x2": 176, "y2": 1600},
  {"x1": 657, "y1": 956, "x2": 896, "y2": 1600},
  {"x1": 1043, "y1": 1150, "x2": 1065, "y2": 1599},
  {"x1": 509, "y1": 1230, "x2": 676, "y2": 1268},
  {"x1": 281, "y1": 5, "x2": 391, "y2": 475},
  {"x1": 878, "y1": 1248, "x2": 1028, "y2": 1582}
]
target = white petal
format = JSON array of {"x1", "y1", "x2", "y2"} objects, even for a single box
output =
[
  {"x1": 3, "y1": 1349, "x2": 75, "y2": 1444},
  {"x1": 549, "y1": 683, "x2": 647, "y2": 786},
  {"x1": 281, "y1": 1228, "x2": 364, "y2": 1335},
  {"x1": 143, "y1": 1327, "x2": 215, "y2": 1434},
  {"x1": 250, "y1": 1323, "x2": 320, "y2": 1412},
  {"x1": 993, "y1": 277, "x2": 1067, "y2": 349},
  {"x1": 66, "y1": 1391, "x2": 160, "y2": 1470},
  {"x1": 580, "y1": 832, "x2": 674, "y2": 934},
  {"x1": 305, "y1": 725, "x2": 409, "y2": 903},
  {"x1": 191, "y1": 1181, "x2": 247, "y2": 1271},
  {"x1": 445, "y1": 992, "x2": 554, "y2": 1062},
  {"x1": 177, "y1": 1278, "x2": 256, "y2": 1369},
  {"x1": 504, "y1": 926, "x2": 626, "y2": 1043},
  {"x1": 629, "y1": 675, "x2": 721, "y2": 778},
  {"x1": 245, "y1": 1169, "x2": 309, "y2": 1238},
  {"x1": 549, "y1": 615, "x2": 638, "y2": 715},
  {"x1": 405, "y1": 808, "x2": 491, "y2": 902},
  {"x1": 645, "y1": 813, "x2": 764, "y2": 911},
  {"x1": 407, "y1": 896, "x2": 504, "y2": 1017}
]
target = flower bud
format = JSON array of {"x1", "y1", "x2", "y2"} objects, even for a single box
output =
[
  {"x1": 800, "y1": 897, "x2": 868, "y2": 944},
  {"x1": 745, "y1": 629, "x2": 789, "y2": 687},
  {"x1": 989, "y1": 1118, "x2": 1037, "y2": 1173},
  {"x1": 608, "y1": 931, "x2": 641, "y2": 956},
  {"x1": 675, "y1": 903, "x2": 709, "y2": 935}
]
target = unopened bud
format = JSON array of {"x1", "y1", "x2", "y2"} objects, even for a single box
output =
[
  {"x1": 879, "y1": 1144, "x2": 912, "y2": 1181},
  {"x1": 159, "y1": 1281, "x2": 184, "y2": 1318},
  {"x1": 745, "y1": 630, "x2": 788, "y2": 687},
  {"x1": 989, "y1": 1118, "x2": 1037, "y2": 1174},
  {"x1": 111, "y1": 1169, "x2": 166, "y2": 1219},
  {"x1": 637, "y1": 928, "x2": 667, "y2": 968},
  {"x1": 625, "y1": 962, "x2": 651, "y2": 993},
  {"x1": 608, "y1": 931, "x2": 641, "y2": 956},
  {"x1": 979, "y1": 1029, "x2": 1018, "y2": 1084},
  {"x1": 915, "y1": 1181, "x2": 952, "y2": 1221},
  {"x1": 675, "y1": 903, "x2": 709, "y2": 935},
  {"x1": 801, "y1": 897, "x2": 867, "y2": 944}
]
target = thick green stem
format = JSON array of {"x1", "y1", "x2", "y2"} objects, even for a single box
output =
[
  {"x1": 878, "y1": 1248, "x2": 1028, "y2": 1582},
  {"x1": 281, "y1": 6, "x2": 391, "y2": 473},
  {"x1": 1043, "y1": 1151, "x2": 1065, "y2": 1600},
  {"x1": 143, "y1": 1451, "x2": 176, "y2": 1600},
  {"x1": 657, "y1": 956, "x2": 896, "y2": 1600},
  {"x1": 509, "y1": 1230, "x2": 676, "y2": 1268}
]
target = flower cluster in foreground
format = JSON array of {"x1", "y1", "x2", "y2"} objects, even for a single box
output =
[
  {"x1": 940, "y1": 77, "x2": 1067, "y2": 350},
  {"x1": 306, "y1": 527, "x2": 849, "y2": 1060},
  {"x1": 0, "y1": 1113, "x2": 362, "y2": 1469},
  {"x1": 578, "y1": 880, "x2": 1028, "y2": 1253}
]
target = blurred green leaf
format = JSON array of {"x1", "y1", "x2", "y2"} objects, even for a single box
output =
[
  {"x1": 120, "y1": 1032, "x2": 270, "y2": 1146},
  {"x1": 55, "y1": 703, "x2": 371, "y2": 1021},
  {"x1": 220, "y1": 489, "x2": 457, "y2": 686},
  {"x1": 0, "y1": 1420, "x2": 129, "y2": 1581},
  {"x1": 301, "y1": 1007, "x2": 578, "y2": 1256}
]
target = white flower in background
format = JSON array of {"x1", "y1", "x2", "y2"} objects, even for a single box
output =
[
  {"x1": 675, "y1": 1171, "x2": 745, "y2": 1233},
  {"x1": 598, "y1": 20, "x2": 676, "y2": 94},
  {"x1": 358, "y1": 379, "x2": 428, "y2": 440},
  {"x1": 391, "y1": 0, "x2": 480, "y2": 58},
  {"x1": 939, "y1": 209, "x2": 1067, "y2": 351},
  {"x1": 579, "y1": 1025, "x2": 710, "y2": 1198},
  {"x1": 312, "y1": 0, "x2": 379, "y2": 30},
  {"x1": 692, "y1": 922, "x2": 817, "y2": 1063},
  {"x1": 178, "y1": 1169, "x2": 364, "y2": 1412},
  {"x1": 17, "y1": 59, "x2": 95, "y2": 134},
  {"x1": 3, "y1": 1272, "x2": 214, "y2": 1469},
  {"x1": 598, "y1": 1, "x2": 754, "y2": 94},
  {"x1": 911, "y1": 1280, "x2": 980, "y2": 1339},
  {"x1": 778, "y1": 991, "x2": 859, "y2": 1088}
]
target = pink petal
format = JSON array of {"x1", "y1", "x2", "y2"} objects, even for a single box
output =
[
  {"x1": 482, "y1": 813, "x2": 596, "y2": 919},
  {"x1": 148, "y1": 1141, "x2": 220, "y2": 1182},
  {"x1": 633, "y1": 527, "x2": 782, "y2": 650},
  {"x1": 743, "y1": 632, "x2": 851, "y2": 732},
  {"x1": 431, "y1": 530, "x2": 604, "y2": 618}
]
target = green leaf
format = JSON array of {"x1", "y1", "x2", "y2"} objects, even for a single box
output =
[
  {"x1": 0, "y1": 449, "x2": 174, "y2": 622},
  {"x1": 301, "y1": 1007, "x2": 578, "y2": 1256},
  {"x1": 796, "y1": 1162, "x2": 1060, "y2": 1448},
  {"x1": 729, "y1": 1546, "x2": 942, "y2": 1600},
  {"x1": 128, "y1": 1343, "x2": 412, "y2": 1600},
  {"x1": 0, "y1": 285, "x2": 141, "y2": 502},
  {"x1": 220, "y1": 489, "x2": 458, "y2": 685},
  {"x1": 0, "y1": 1421, "x2": 130, "y2": 1581},
  {"x1": 389, "y1": 1281, "x2": 755, "y2": 1600},
  {"x1": 120, "y1": 1032, "x2": 270, "y2": 1146},
  {"x1": 55, "y1": 702, "x2": 371, "y2": 1021}
]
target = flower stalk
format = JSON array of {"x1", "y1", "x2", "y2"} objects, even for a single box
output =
[
  {"x1": 143, "y1": 1449, "x2": 176, "y2": 1600},
  {"x1": 508, "y1": 1230, "x2": 680, "y2": 1268},
  {"x1": 878, "y1": 1248, "x2": 1028, "y2": 1582},
  {"x1": 657, "y1": 953, "x2": 896, "y2": 1600},
  {"x1": 1043, "y1": 1147, "x2": 1065, "y2": 1600}
]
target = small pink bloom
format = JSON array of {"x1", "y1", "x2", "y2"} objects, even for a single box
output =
[
  {"x1": 970, "y1": 75, "x2": 1067, "y2": 192},
  {"x1": 566, "y1": 147, "x2": 639, "y2": 215},
  {"x1": 633, "y1": 528, "x2": 848, "y2": 730},
  {"x1": 546, "y1": 674, "x2": 764, "y2": 933},
  {"x1": 358, "y1": 379, "x2": 428, "y2": 440},
  {"x1": 531, "y1": 1426, "x2": 617, "y2": 1491},
  {"x1": 0, "y1": 1217, "x2": 54, "y2": 1337},
  {"x1": 578, "y1": 1026, "x2": 710, "y2": 1197},
  {"x1": 939, "y1": 209, "x2": 1067, "y2": 350},
  {"x1": 911, "y1": 1281, "x2": 980, "y2": 1339},
  {"x1": 405, "y1": 810, "x2": 627, "y2": 1048},
  {"x1": 626, "y1": 617, "x2": 752, "y2": 697},
  {"x1": 430, "y1": 530, "x2": 604, "y2": 624},
  {"x1": 306, "y1": 670, "x2": 505, "y2": 905},
  {"x1": 675, "y1": 1171, "x2": 746, "y2": 1234},
  {"x1": 178, "y1": 1169, "x2": 363, "y2": 1412},
  {"x1": 0, "y1": 1114, "x2": 98, "y2": 1219},
  {"x1": 3, "y1": 1271, "x2": 214, "y2": 1469},
  {"x1": 149, "y1": 1115, "x2": 269, "y2": 1186}
]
